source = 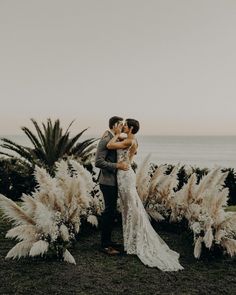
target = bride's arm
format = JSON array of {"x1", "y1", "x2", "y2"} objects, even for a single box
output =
[{"x1": 107, "y1": 134, "x2": 132, "y2": 150}]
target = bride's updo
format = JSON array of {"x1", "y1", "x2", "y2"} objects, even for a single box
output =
[{"x1": 126, "y1": 119, "x2": 140, "y2": 134}]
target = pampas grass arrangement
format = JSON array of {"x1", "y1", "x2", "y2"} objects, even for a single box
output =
[
  {"x1": 1, "y1": 152, "x2": 236, "y2": 262},
  {"x1": 136, "y1": 159, "x2": 236, "y2": 259},
  {"x1": 0, "y1": 159, "x2": 104, "y2": 264}
]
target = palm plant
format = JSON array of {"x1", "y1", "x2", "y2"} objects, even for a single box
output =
[{"x1": 0, "y1": 119, "x2": 97, "y2": 174}]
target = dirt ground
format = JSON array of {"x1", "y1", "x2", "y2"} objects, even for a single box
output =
[{"x1": 1, "y1": 218, "x2": 236, "y2": 295}]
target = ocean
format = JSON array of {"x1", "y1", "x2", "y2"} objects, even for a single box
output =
[{"x1": 0, "y1": 135, "x2": 236, "y2": 169}]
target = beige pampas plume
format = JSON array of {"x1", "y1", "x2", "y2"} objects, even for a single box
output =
[
  {"x1": 0, "y1": 158, "x2": 102, "y2": 264},
  {"x1": 136, "y1": 154, "x2": 151, "y2": 202},
  {"x1": 195, "y1": 167, "x2": 221, "y2": 199},
  {"x1": 146, "y1": 210, "x2": 165, "y2": 222},
  {"x1": 63, "y1": 249, "x2": 76, "y2": 265},
  {"x1": 20, "y1": 194, "x2": 37, "y2": 217},
  {"x1": 194, "y1": 236, "x2": 203, "y2": 259},
  {"x1": 6, "y1": 240, "x2": 34, "y2": 259},
  {"x1": 69, "y1": 159, "x2": 94, "y2": 192},
  {"x1": 148, "y1": 165, "x2": 167, "y2": 198},
  {"x1": 221, "y1": 238, "x2": 236, "y2": 257},
  {"x1": 29, "y1": 240, "x2": 49, "y2": 257},
  {"x1": 87, "y1": 215, "x2": 98, "y2": 227},
  {"x1": 177, "y1": 173, "x2": 197, "y2": 203},
  {"x1": 34, "y1": 166, "x2": 57, "y2": 192},
  {"x1": 167, "y1": 165, "x2": 180, "y2": 192},
  {"x1": 140, "y1": 161, "x2": 236, "y2": 259},
  {"x1": 60, "y1": 224, "x2": 70, "y2": 241},
  {"x1": 0, "y1": 195, "x2": 35, "y2": 226},
  {"x1": 6, "y1": 225, "x2": 37, "y2": 241},
  {"x1": 203, "y1": 228, "x2": 214, "y2": 248},
  {"x1": 214, "y1": 171, "x2": 229, "y2": 190},
  {"x1": 215, "y1": 229, "x2": 226, "y2": 244},
  {"x1": 33, "y1": 202, "x2": 57, "y2": 238},
  {"x1": 54, "y1": 160, "x2": 70, "y2": 180}
]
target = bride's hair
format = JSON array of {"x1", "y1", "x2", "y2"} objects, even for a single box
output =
[
  {"x1": 126, "y1": 119, "x2": 140, "y2": 134},
  {"x1": 109, "y1": 116, "x2": 123, "y2": 129}
]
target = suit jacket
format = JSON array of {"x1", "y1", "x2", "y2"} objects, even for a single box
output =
[{"x1": 95, "y1": 130, "x2": 117, "y2": 186}]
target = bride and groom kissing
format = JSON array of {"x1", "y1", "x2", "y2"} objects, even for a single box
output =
[{"x1": 95, "y1": 116, "x2": 184, "y2": 271}]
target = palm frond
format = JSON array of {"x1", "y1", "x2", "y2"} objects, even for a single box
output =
[{"x1": 70, "y1": 138, "x2": 98, "y2": 156}]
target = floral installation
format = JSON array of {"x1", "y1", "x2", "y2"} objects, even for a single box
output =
[
  {"x1": 0, "y1": 159, "x2": 104, "y2": 264},
  {"x1": 136, "y1": 156, "x2": 236, "y2": 259}
]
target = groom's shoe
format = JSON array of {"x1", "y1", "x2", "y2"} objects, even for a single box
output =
[
  {"x1": 109, "y1": 242, "x2": 123, "y2": 248},
  {"x1": 109, "y1": 242, "x2": 124, "y2": 252},
  {"x1": 101, "y1": 246, "x2": 120, "y2": 255}
]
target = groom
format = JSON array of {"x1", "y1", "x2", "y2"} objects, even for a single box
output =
[{"x1": 95, "y1": 116, "x2": 129, "y2": 255}]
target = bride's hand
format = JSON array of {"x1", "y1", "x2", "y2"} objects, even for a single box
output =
[{"x1": 128, "y1": 126, "x2": 133, "y2": 135}]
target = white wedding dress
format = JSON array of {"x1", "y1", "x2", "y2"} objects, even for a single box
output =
[{"x1": 117, "y1": 147, "x2": 184, "y2": 271}]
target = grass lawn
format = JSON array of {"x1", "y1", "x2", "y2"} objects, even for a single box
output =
[
  {"x1": 225, "y1": 205, "x2": 236, "y2": 212},
  {"x1": 1, "y1": 215, "x2": 236, "y2": 295}
]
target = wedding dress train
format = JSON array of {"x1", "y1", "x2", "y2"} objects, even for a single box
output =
[{"x1": 117, "y1": 148, "x2": 184, "y2": 271}]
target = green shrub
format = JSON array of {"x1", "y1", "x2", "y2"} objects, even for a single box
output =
[{"x1": 0, "y1": 157, "x2": 36, "y2": 201}]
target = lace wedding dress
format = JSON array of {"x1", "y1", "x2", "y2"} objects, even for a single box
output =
[{"x1": 117, "y1": 147, "x2": 184, "y2": 271}]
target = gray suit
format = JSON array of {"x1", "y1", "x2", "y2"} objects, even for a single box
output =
[
  {"x1": 95, "y1": 131, "x2": 117, "y2": 186},
  {"x1": 95, "y1": 130, "x2": 119, "y2": 247}
]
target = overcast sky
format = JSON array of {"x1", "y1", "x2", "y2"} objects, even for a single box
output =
[{"x1": 0, "y1": 0, "x2": 235, "y2": 136}]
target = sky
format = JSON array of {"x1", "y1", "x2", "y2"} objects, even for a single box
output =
[{"x1": 0, "y1": 0, "x2": 236, "y2": 136}]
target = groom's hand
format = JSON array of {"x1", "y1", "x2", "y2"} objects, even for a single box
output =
[
  {"x1": 113, "y1": 123, "x2": 123, "y2": 135},
  {"x1": 116, "y1": 161, "x2": 130, "y2": 171}
]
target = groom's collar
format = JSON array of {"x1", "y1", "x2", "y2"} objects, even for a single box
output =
[{"x1": 108, "y1": 129, "x2": 115, "y2": 137}]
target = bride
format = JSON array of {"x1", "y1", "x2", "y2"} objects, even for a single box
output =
[{"x1": 106, "y1": 118, "x2": 184, "y2": 271}]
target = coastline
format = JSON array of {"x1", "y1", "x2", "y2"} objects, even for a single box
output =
[{"x1": 1, "y1": 134, "x2": 236, "y2": 169}]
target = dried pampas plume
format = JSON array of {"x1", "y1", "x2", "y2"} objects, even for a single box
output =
[
  {"x1": 0, "y1": 159, "x2": 102, "y2": 264},
  {"x1": 135, "y1": 158, "x2": 236, "y2": 259}
]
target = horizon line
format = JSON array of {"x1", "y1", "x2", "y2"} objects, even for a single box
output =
[{"x1": 0, "y1": 133, "x2": 235, "y2": 137}]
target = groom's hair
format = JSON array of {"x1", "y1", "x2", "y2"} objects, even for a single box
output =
[
  {"x1": 109, "y1": 116, "x2": 123, "y2": 129},
  {"x1": 126, "y1": 118, "x2": 140, "y2": 134}
]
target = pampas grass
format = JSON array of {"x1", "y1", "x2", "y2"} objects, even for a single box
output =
[
  {"x1": 136, "y1": 159, "x2": 236, "y2": 259},
  {"x1": 0, "y1": 159, "x2": 104, "y2": 264}
]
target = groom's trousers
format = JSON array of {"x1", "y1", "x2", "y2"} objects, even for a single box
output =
[{"x1": 99, "y1": 184, "x2": 118, "y2": 247}]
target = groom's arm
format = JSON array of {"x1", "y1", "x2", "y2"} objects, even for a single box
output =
[{"x1": 95, "y1": 135, "x2": 117, "y2": 173}]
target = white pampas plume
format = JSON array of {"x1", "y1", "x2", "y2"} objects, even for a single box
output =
[
  {"x1": 194, "y1": 236, "x2": 203, "y2": 259},
  {"x1": 6, "y1": 225, "x2": 37, "y2": 241},
  {"x1": 214, "y1": 188, "x2": 229, "y2": 210},
  {"x1": 74, "y1": 221, "x2": 81, "y2": 233},
  {"x1": 185, "y1": 203, "x2": 201, "y2": 221},
  {"x1": 20, "y1": 194, "x2": 37, "y2": 217},
  {"x1": 29, "y1": 240, "x2": 49, "y2": 256},
  {"x1": 148, "y1": 165, "x2": 167, "y2": 197},
  {"x1": 216, "y1": 212, "x2": 236, "y2": 230},
  {"x1": 203, "y1": 228, "x2": 214, "y2": 248},
  {"x1": 175, "y1": 173, "x2": 197, "y2": 205},
  {"x1": 6, "y1": 241, "x2": 34, "y2": 259},
  {"x1": 55, "y1": 160, "x2": 70, "y2": 179},
  {"x1": 34, "y1": 166, "x2": 57, "y2": 192},
  {"x1": 167, "y1": 165, "x2": 180, "y2": 191},
  {"x1": 87, "y1": 215, "x2": 98, "y2": 227},
  {"x1": 195, "y1": 167, "x2": 221, "y2": 199},
  {"x1": 221, "y1": 238, "x2": 236, "y2": 257},
  {"x1": 63, "y1": 249, "x2": 76, "y2": 264},
  {"x1": 214, "y1": 171, "x2": 229, "y2": 190},
  {"x1": 0, "y1": 194, "x2": 35, "y2": 226},
  {"x1": 215, "y1": 229, "x2": 226, "y2": 243},
  {"x1": 60, "y1": 224, "x2": 70, "y2": 241},
  {"x1": 34, "y1": 202, "x2": 58, "y2": 240},
  {"x1": 146, "y1": 209, "x2": 165, "y2": 222},
  {"x1": 69, "y1": 160, "x2": 94, "y2": 192},
  {"x1": 136, "y1": 154, "x2": 151, "y2": 202}
]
